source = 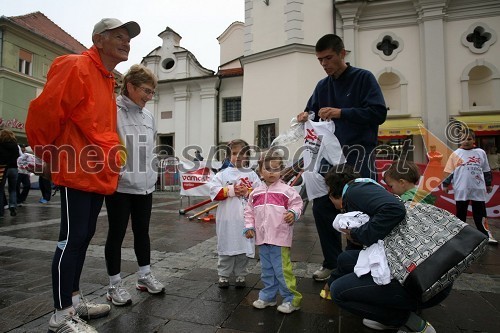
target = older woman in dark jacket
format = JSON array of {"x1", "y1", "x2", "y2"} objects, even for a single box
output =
[{"x1": 0, "y1": 129, "x2": 20, "y2": 217}]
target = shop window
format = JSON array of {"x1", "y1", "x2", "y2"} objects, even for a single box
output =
[
  {"x1": 377, "y1": 67, "x2": 408, "y2": 115},
  {"x1": 376, "y1": 138, "x2": 414, "y2": 161},
  {"x1": 222, "y1": 97, "x2": 241, "y2": 122},
  {"x1": 372, "y1": 32, "x2": 403, "y2": 61},
  {"x1": 461, "y1": 23, "x2": 497, "y2": 54},
  {"x1": 460, "y1": 60, "x2": 500, "y2": 111},
  {"x1": 18, "y1": 49, "x2": 33, "y2": 76}
]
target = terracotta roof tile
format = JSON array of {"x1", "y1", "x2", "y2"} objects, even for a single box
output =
[
  {"x1": 8, "y1": 11, "x2": 87, "y2": 54},
  {"x1": 218, "y1": 67, "x2": 243, "y2": 77}
]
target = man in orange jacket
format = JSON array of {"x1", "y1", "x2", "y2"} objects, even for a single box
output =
[{"x1": 26, "y1": 18, "x2": 140, "y2": 333}]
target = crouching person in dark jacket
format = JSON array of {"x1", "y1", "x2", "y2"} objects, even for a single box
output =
[{"x1": 325, "y1": 164, "x2": 450, "y2": 333}]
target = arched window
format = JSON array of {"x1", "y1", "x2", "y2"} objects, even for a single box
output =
[
  {"x1": 377, "y1": 68, "x2": 408, "y2": 115},
  {"x1": 460, "y1": 60, "x2": 500, "y2": 111}
]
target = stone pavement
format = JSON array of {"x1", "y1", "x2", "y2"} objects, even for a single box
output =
[{"x1": 0, "y1": 190, "x2": 499, "y2": 333}]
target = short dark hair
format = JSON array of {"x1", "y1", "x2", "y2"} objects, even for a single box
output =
[
  {"x1": 316, "y1": 34, "x2": 344, "y2": 54},
  {"x1": 384, "y1": 160, "x2": 420, "y2": 185},
  {"x1": 324, "y1": 164, "x2": 360, "y2": 199}
]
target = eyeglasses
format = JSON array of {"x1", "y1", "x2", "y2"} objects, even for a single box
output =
[{"x1": 137, "y1": 86, "x2": 156, "y2": 96}]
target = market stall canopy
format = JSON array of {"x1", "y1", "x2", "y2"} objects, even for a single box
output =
[
  {"x1": 378, "y1": 118, "x2": 423, "y2": 137},
  {"x1": 452, "y1": 115, "x2": 500, "y2": 132}
]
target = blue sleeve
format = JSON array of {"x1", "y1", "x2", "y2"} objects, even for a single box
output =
[
  {"x1": 345, "y1": 183, "x2": 406, "y2": 246},
  {"x1": 340, "y1": 72, "x2": 387, "y2": 126}
]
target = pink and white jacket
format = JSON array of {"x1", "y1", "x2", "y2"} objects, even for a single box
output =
[{"x1": 244, "y1": 180, "x2": 303, "y2": 247}]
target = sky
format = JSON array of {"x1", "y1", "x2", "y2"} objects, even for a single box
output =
[{"x1": 1, "y1": 0, "x2": 245, "y2": 73}]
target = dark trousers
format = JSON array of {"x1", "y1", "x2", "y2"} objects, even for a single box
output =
[
  {"x1": 456, "y1": 200, "x2": 489, "y2": 235},
  {"x1": 312, "y1": 195, "x2": 342, "y2": 270},
  {"x1": 104, "y1": 192, "x2": 153, "y2": 276},
  {"x1": 330, "y1": 250, "x2": 452, "y2": 327},
  {"x1": 39, "y1": 176, "x2": 52, "y2": 201},
  {"x1": 52, "y1": 187, "x2": 104, "y2": 309},
  {"x1": 16, "y1": 173, "x2": 31, "y2": 203},
  {"x1": 313, "y1": 148, "x2": 374, "y2": 269}
]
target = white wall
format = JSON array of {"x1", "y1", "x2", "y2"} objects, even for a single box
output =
[
  {"x1": 241, "y1": 50, "x2": 325, "y2": 149},
  {"x1": 219, "y1": 76, "x2": 243, "y2": 143},
  {"x1": 218, "y1": 22, "x2": 245, "y2": 65}
]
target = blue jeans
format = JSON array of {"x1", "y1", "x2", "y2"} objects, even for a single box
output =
[
  {"x1": 0, "y1": 168, "x2": 18, "y2": 215},
  {"x1": 330, "y1": 250, "x2": 452, "y2": 327},
  {"x1": 258, "y1": 244, "x2": 302, "y2": 306}
]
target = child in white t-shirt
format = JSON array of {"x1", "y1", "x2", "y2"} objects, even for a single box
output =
[{"x1": 443, "y1": 130, "x2": 497, "y2": 244}]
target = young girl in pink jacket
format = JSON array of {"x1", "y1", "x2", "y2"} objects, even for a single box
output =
[{"x1": 244, "y1": 153, "x2": 303, "y2": 314}]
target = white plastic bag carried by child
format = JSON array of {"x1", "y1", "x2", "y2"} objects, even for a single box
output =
[{"x1": 17, "y1": 153, "x2": 44, "y2": 174}]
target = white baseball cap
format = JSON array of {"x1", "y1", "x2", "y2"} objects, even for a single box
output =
[{"x1": 92, "y1": 18, "x2": 141, "y2": 38}]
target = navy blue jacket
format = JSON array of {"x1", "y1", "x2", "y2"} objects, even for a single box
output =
[
  {"x1": 306, "y1": 65, "x2": 387, "y2": 150},
  {"x1": 343, "y1": 182, "x2": 406, "y2": 246}
]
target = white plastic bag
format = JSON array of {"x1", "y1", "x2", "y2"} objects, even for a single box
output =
[{"x1": 271, "y1": 112, "x2": 315, "y2": 147}]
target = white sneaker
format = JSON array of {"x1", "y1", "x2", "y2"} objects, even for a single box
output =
[
  {"x1": 312, "y1": 266, "x2": 333, "y2": 281},
  {"x1": 136, "y1": 272, "x2": 165, "y2": 294},
  {"x1": 252, "y1": 299, "x2": 277, "y2": 309},
  {"x1": 397, "y1": 321, "x2": 436, "y2": 333},
  {"x1": 277, "y1": 301, "x2": 300, "y2": 314},
  {"x1": 107, "y1": 281, "x2": 132, "y2": 306},
  {"x1": 75, "y1": 296, "x2": 110, "y2": 320},
  {"x1": 48, "y1": 313, "x2": 98, "y2": 333},
  {"x1": 488, "y1": 237, "x2": 498, "y2": 245},
  {"x1": 363, "y1": 318, "x2": 399, "y2": 330}
]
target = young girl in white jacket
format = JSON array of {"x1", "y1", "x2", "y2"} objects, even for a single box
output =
[{"x1": 210, "y1": 139, "x2": 262, "y2": 288}]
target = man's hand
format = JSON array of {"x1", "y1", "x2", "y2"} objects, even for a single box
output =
[
  {"x1": 296, "y1": 111, "x2": 309, "y2": 123},
  {"x1": 443, "y1": 186, "x2": 449, "y2": 194},
  {"x1": 486, "y1": 186, "x2": 493, "y2": 194},
  {"x1": 318, "y1": 107, "x2": 341, "y2": 120}
]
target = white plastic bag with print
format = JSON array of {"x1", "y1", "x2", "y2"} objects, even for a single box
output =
[{"x1": 301, "y1": 120, "x2": 346, "y2": 200}]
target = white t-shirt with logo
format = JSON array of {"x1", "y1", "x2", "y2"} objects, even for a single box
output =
[
  {"x1": 444, "y1": 148, "x2": 490, "y2": 201},
  {"x1": 301, "y1": 120, "x2": 346, "y2": 200}
]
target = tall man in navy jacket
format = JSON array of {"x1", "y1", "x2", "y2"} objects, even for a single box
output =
[{"x1": 296, "y1": 34, "x2": 387, "y2": 281}]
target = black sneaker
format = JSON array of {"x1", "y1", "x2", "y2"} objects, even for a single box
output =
[
  {"x1": 235, "y1": 276, "x2": 246, "y2": 288},
  {"x1": 218, "y1": 276, "x2": 229, "y2": 288},
  {"x1": 9, "y1": 208, "x2": 16, "y2": 216}
]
